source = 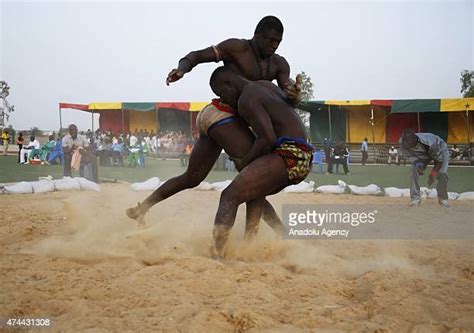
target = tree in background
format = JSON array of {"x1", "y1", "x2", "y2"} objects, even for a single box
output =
[
  {"x1": 298, "y1": 71, "x2": 314, "y2": 102},
  {"x1": 30, "y1": 126, "x2": 43, "y2": 137},
  {"x1": 295, "y1": 71, "x2": 315, "y2": 130},
  {"x1": 460, "y1": 70, "x2": 474, "y2": 98}
]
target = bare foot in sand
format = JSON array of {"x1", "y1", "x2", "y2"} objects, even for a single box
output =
[{"x1": 126, "y1": 203, "x2": 147, "y2": 227}]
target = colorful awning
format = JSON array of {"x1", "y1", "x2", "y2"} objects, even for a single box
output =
[
  {"x1": 122, "y1": 102, "x2": 156, "y2": 112},
  {"x1": 440, "y1": 98, "x2": 474, "y2": 112},
  {"x1": 300, "y1": 98, "x2": 473, "y2": 113},
  {"x1": 324, "y1": 100, "x2": 371, "y2": 106},
  {"x1": 88, "y1": 102, "x2": 122, "y2": 110},
  {"x1": 59, "y1": 103, "x2": 89, "y2": 111}
]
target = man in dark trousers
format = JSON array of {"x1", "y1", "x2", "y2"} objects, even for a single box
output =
[
  {"x1": 400, "y1": 129, "x2": 450, "y2": 207},
  {"x1": 329, "y1": 142, "x2": 350, "y2": 175},
  {"x1": 62, "y1": 124, "x2": 99, "y2": 183}
]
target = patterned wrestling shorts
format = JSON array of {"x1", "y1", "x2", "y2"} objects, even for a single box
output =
[{"x1": 273, "y1": 140, "x2": 313, "y2": 184}]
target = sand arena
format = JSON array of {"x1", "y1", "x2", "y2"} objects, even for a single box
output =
[{"x1": 1, "y1": 184, "x2": 473, "y2": 332}]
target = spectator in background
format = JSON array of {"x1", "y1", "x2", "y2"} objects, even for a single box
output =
[
  {"x1": 1, "y1": 128, "x2": 10, "y2": 155},
  {"x1": 111, "y1": 138, "x2": 126, "y2": 167},
  {"x1": 388, "y1": 146, "x2": 399, "y2": 165},
  {"x1": 361, "y1": 137, "x2": 368, "y2": 165},
  {"x1": 129, "y1": 133, "x2": 138, "y2": 147},
  {"x1": 329, "y1": 142, "x2": 350, "y2": 175},
  {"x1": 400, "y1": 129, "x2": 450, "y2": 207},
  {"x1": 323, "y1": 137, "x2": 332, "y2": 173},
  {"x1": 450, "y1": 144, "x2": 461, "y2": 160},
  {"x1": 47, "y1": 136, "x2": 64, "y2": 165},
  {"x1": 16, "y1": 132, "x2": 24, "y2": 163},
  {"x1": 62, "y1": 124, "x2": 99, "y2": 183},
  {"x1": 323, "y1": 137, "x2": 331, "y2": 161},
  {"x1": 97, "y1": 137, "x2": 113, "y2": 166},
  {"x1": 183, "y1": 142, "x2": 193, "y2": 167},
  {"x1": 39, "y1": 135, "x2": 56, "y2": 163},
  {"x1": 20, "y1": 135, "x2": 40, "y2": 164}
]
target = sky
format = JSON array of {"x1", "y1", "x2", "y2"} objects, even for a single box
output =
[{"x1": 1, "y1": 0, "x2": 473, "y2": 131}]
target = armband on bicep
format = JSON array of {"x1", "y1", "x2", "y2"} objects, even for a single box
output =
[{"x1": 211, "y1": 45, "x2": 221, "y2": 62}]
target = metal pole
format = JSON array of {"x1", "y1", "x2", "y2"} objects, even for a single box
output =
[
  {"x1": 328, "y1": 105, "x2": 332, "y2": 140},
  {"x1": 371, "y1": 106, "x2": 376, "y2": 163},
  {"x1": 189, "y1": 110, "x2": 192, "y2": 136},
  {"x1": 466, "y1": 109, "x2": 471, "y2": 162},
  {"x1": 91, "y1": 111, "x2": 94, "y2": 133},
  {"x1": 417, "y1": 112, "x2": 420, "y2": 132},
  {"x1": 121, "y1": 107, "x2": 125, "y2": 134},
  {"x1": 59, "y1": 105, "x2": 63, "y2": 134},
  {"x1": 156, "y1": 107, "x2": 159, "y2": 134}
]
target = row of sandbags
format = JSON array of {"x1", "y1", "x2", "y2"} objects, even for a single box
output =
[
  {"x1": 129, "y1": 177, "x2": 474, "y2": 201},
  {"x1": 279, "y1": 180, "x2": 472, "y2": 200},
  {"x1": 1, "y1": 177, "x2": 100, "y2": 194},
  {"x1": 129, "y1": 177, "x2": 233, "y2": 192}
]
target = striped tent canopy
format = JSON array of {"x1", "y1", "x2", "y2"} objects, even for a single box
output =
[
  {"x1": 59, "y1": 101, "x2": 208, "y2": 135},
  {"x1": 299, "y1": 98, "x2": 474, "y2": 144},
  {"x1": 59, "y1": 98, "x2": 474, "y2": 143}
]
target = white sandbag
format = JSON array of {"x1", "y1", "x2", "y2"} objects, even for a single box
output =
[
  {"x1": 422, "y1": 187, "x2": 436, "y2": 199},
  {"x1": 384, "y1": 187, "x2": 406, "y2": 198},
  {"x1": 457, "y1": 192, "x2": 474, "y2": 201},
  {"x1": 421, "y1": 188, "x2": 458, "y2": 200},
  {"x1": 384, "y1": 187, "x2": 412, "y2": 198},
  {"x1": 54, "y1": 177, "x2": 81, "y2": 191},
  {"x1": 4, "y1": 181, "x2": 33, "y2": 194},
  {"x1": 348, "y1": 184, "x2": 382, "y2": 196},
  {"x1": 30, "y1": 180, "x2": 55, "y2": 193},
  {"x1": 315, "y1": 180, "x2": 347, "y2": 194},
  {"x1": 195, "y1": 182, "x2": 214, "y2": 191},
  {"x1": 211, "y1": 180, "x2": 232, "y2": 192},
  {"x1": 130, "y1": 177, "x2": 161, "y2": 191},
  {"x1": 448, "y1": 192, "x2": 459, "y2": 200},
  {"x1": 284, "y1": 181, "x2": 315, "y2": 193},
  {"x1": 76, "y1": 177, "x2": 100, "y2": 192}
]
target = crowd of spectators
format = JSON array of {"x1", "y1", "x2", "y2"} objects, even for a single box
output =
[
  {"x1": 89, "y1": 129, "x2": 195, "y2": 167},
  {"x1": 10, "y1": 127, "x2": 196, "y2": 170}
]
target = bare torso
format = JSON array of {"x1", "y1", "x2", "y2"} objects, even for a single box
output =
[
  {"x1": 239, "y1": 81, "x2": 307, "y2": 140},
  {"x1": 221, "y1": 39, "x2": 287, "y2": 87}
]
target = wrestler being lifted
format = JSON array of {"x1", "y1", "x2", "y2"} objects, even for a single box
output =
[
  {"x1": 126, "y1": 16, "x2": 302, "y2": 239},
  {"x1": 208, "y1": 66, "x2": 313, "y2": 257}
]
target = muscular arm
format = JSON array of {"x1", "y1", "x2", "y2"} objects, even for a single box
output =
[
  {"x1": 167, "y1": 39, "x2": 246, "y2": 84},
  {"x1": 237, "y1": 90, "x2": 277, "y2": 168},
  {"x1": 275, "y1": 56, "x2": 301, "y2": 106},
  {"x1": 275, "y1": 56, "x2": 290, "y2": 90}
]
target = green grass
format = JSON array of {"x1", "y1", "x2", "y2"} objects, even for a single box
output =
[{"x1": 1, "y1": 155, "x2": 473, "y2": 193}]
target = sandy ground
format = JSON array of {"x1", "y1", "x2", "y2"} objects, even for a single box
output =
[{"x1": 0, "y1": 184, "x2": 473, "y2": 332}]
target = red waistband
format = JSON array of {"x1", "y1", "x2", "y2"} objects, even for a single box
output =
[{"x1": 211, "y1": 99, "x2": 237, "y2": 115}]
